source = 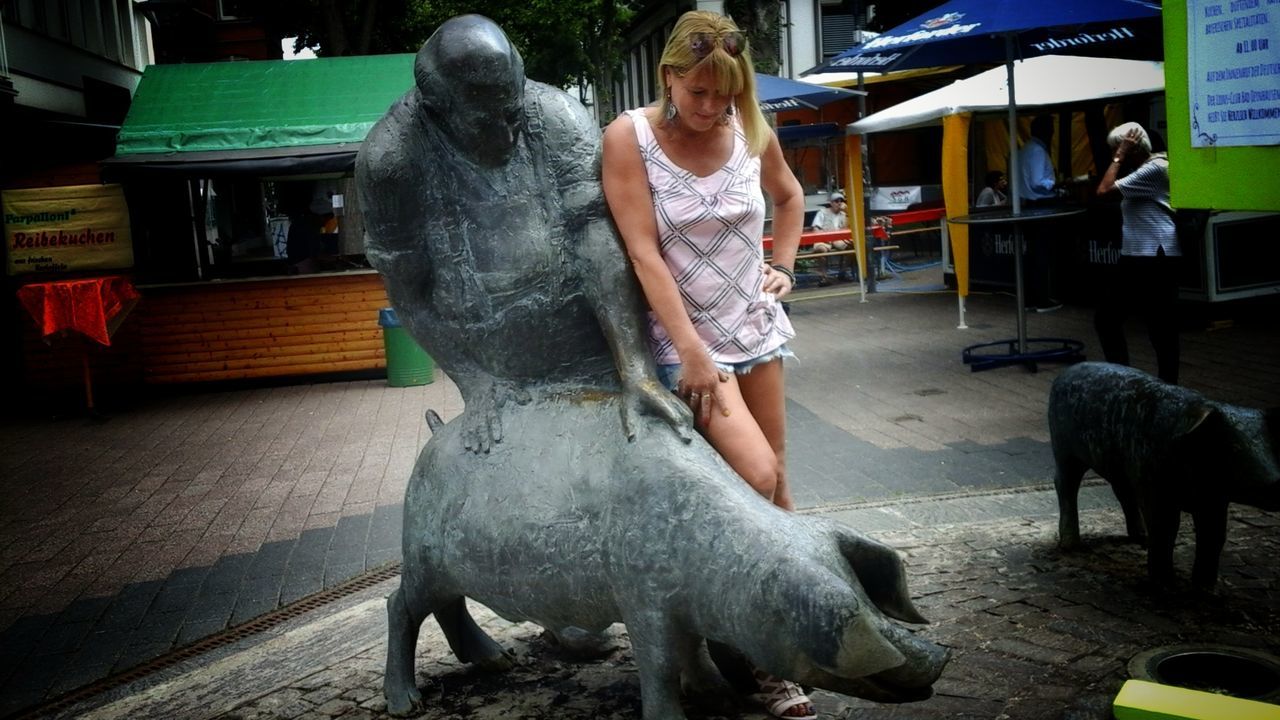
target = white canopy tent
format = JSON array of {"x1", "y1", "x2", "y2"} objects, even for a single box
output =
[{"x1": 851, "y1": 55, "x2": 1164, "y2": 134}]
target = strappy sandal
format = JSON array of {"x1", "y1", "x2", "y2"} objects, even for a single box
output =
[{"x1": 748, "y1": 672, "x2": 816, "y2": 720}]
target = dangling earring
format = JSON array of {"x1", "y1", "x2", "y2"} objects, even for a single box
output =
[
  {"x1": 725, "y1": 104, "x2": 735, "y2": 117},
  {"x1": 665, "y1": 92, "x2": 677, "y2": 122}
]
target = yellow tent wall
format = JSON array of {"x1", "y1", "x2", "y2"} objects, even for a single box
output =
[{"x1": 942, "y1": 113, "x2": 972, "y2": 298}]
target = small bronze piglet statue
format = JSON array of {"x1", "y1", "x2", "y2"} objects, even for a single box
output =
[{"x1": 1049, "y1": 362, "x2": 1280, "y2": 589}]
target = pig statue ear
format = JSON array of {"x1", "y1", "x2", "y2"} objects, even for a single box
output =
[
  {"x1": 1174, "y1": 402, "x2": 1218, "y2": 441},
  {"x1": 1172, "y1": 399, "x2": 1218, "y2": 445},
  {"x1": 832, "y1": 527, "x2": 929, "y2": 625}
]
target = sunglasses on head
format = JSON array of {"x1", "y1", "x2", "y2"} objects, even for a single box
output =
[{"x1": 689, "y1": 31, "x2": 746, "y2": 59}]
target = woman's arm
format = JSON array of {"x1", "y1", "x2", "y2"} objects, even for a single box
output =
[
  {"x1": 759, "y1": 131, "x2": 806, "y2": 298},
  {"x1": 601, "y1": 114, "x2": 725, "y2": 420}
]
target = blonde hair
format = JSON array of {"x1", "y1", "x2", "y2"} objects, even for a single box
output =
[
  {"x1": 1107, "y1": 121, "x2": 1152, "y2": 153},
  {"x1": 656, "y1": 11, "x2": 771, "y2": 157}
]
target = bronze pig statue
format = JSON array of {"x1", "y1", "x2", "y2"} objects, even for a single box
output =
[
  {"x1": 383, "y1": 395, "x2": 950, "y2": 719},
  {"x1": 1049, "y1": 362, "x2": 1280, "y2": 589}
]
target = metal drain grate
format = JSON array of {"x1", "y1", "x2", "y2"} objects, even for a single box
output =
[{"x1": 13, "y1": 561, "x2": 402, "y2": 719}]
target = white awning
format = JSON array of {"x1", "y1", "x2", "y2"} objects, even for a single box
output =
[{"x1": 850, "y1": 55, "x2": 1164, "y2": 134}]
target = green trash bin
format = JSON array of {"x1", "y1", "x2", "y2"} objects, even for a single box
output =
[{"x1": 378, "y1": 308, "x2": 434, "y2": 387}]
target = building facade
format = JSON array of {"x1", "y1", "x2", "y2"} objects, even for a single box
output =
[{"x1": 605, "y1": 0, "x2": 875, "y2": 121}]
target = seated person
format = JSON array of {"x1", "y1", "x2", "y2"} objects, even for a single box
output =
[
  {"x1": 809, "y1": 193, "x2": 851, "y2": 286},
  {"x1": 975, "y1": 170, "x2": 1008, "y2": 207}
]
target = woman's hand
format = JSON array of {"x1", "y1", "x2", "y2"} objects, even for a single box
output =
[
  {"x1": 1115, "y1": 128, "x2": 1142, "y2": 164},
  {"x1": 676, "y1": 352, "x2": 730, "y2": 427},
  {"x1": 762, "y1": 263, "x2": 794, "y2": 298}
]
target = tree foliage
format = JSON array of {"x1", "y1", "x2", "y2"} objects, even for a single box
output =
[
  {"x1": 269, "y1": 0, "x2": 421, "y2": 57},
  {"x1": 724, "y1": 0, "x2": 782, "y2": 75},
  {"x1": 269, "y1": 0, "x2": 632, "y2": 101}
]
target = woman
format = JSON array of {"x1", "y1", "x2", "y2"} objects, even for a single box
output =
[
  {"x1": 1094, "y1": 121, "x2": 1181, "y2": 384},
  {"x1": 975, "y1": 170, "x2": 1007, "y2": 207},
  {"x1": 601, "y1": 10, "x2": 812, "y2": 720}
]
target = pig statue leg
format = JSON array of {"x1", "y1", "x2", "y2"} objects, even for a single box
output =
[
  {"x1": 1052, "y1": 447, "x2": 1088, "y2": 549},
  {"x1": 1108, "y1": 474, "x2": 1148, "y2": 543},
  {"x1": 1189, "y1": 502, "x2": 1229, "y2": 590},
  {"x1": 384, "y1": 575, "x2": 513, "y2": 717},
  {"x1": 681, "y1": 639, "x2": 736, "y2": 702},
  {"x1": 626, "y1": 609, "x2": 698, "y2": 720},
  {"x1": 1141, "y1": 497, "x2": 1182, "y2": 586},
  {"x1": 434, "y1": 596, "x2": 514, "y2": 669},
  {"x1": 384, "y1": 584, "x2": 427, "y2": 716}
]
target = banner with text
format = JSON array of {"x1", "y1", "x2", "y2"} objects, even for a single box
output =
[
  {"x1": 4, "y1": 184, "x2": 134, "y2": 275},
  {"x1": 1187, "y1": 0, "x2": 1280, "y2": 147}
]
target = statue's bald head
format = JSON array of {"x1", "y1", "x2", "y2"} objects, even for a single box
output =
[{"x1": 415, "y1": 15, "x2": 526, "y2": 166}]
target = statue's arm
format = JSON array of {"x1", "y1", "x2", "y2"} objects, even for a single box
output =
[
  {"x1": 579, "y1": 210, "x2": 692, "y2": 443},
  {"x1": 538, "y1": 88, "x2": 691, "y2": 441},
  {"x1": 356, "y1": 94, "x2": 433, "y2": 287},
  {"x1": 357, "y1": 96, "x2": 525, "y2": 453}
]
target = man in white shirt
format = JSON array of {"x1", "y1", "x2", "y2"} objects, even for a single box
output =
[
  {"x1": 1018, "y1": 116, "x2": 1058, "y2": 203},
  {"x1": 810, "y1": 193, "x2": 850, "y2": 286},
  {"x1": 1017, "y1": 116, "x2": 1062, "y2": 311}
]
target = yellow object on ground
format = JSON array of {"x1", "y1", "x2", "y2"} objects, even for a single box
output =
[{"x1": 1113, "y1": 680, "x2": 1280, "y2": 720}]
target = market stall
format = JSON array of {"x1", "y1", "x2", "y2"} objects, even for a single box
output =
[{"x1": 94, "y1": 54, "x2": 418, "y2": 384}]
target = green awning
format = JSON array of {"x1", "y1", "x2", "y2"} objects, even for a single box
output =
[{"x1": 106, "y1": 54, "x2": 414, "y2": 175}]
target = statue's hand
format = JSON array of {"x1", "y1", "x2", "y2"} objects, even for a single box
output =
[
  {"x1": 461, "y1": 381, "x2": 532, "y2": 454},
  {"x1": 621, "y1": 378, "x2": 694, "y2": 443}
]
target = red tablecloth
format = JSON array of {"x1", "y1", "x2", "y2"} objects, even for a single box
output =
[{"x1": 17, "y1": 276, "x2": 139, "y2": 346}]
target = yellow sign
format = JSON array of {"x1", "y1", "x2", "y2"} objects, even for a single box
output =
[{"x1": 4, "y1": 184, "x2": 134, "y2": 275}]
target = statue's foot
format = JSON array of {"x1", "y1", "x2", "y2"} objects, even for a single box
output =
[
  {"x1": 472, "y1": 648, "x2": 516, "y2": 672},
  {"x1": 544, "y1": 625, "x2": 624, "y2": 660},
  {"x1": 385, "y1": 682, "x2": 424, "y2": 717}
]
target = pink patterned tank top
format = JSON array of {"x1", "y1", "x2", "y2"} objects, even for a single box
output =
[{"x1": 625, "y1": 109, "x2": 795, "y2": 365}]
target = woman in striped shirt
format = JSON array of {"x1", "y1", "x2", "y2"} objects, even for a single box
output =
[{"x1": 1094, "y1": 121, "x2": 1181, "y2": 384}]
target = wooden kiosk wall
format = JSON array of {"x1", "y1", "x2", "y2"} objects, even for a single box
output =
[
  {"x1": 20, "y1": 272, "x2": 391, "y2": 401},
  {"x1": 136, "y1": 271, "x2": 390, "y2": 384}
]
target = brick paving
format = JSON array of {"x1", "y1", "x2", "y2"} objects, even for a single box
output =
[
  {"x1": 2, "y1": 266, "x2": 1278, "y2": 716},
  {"x1": 50, "y1": 488, "x2": 1280, "y2": 720}
]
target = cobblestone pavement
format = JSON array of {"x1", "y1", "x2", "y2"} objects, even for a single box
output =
[
  {"x1": 3, "y1": 272, "x2": 1278, "y2": 716},
  {"x1": 51, "y1": 487, "x2": 1280, "y2": 720}
]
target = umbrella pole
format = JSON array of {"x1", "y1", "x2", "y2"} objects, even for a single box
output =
[
  {"x1": 1006, "y1": 35, "x2": 1020, "y2": 216},
  {"x1": 1005, "y1": 35, "x2": 1028, "y2": 355}
]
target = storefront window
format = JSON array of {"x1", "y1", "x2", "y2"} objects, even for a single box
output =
[{"x1": 129, "y1": 174, "x2": 368, "y2": 284}]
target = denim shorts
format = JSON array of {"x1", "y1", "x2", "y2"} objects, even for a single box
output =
[{"x1": 654, "y1": 345, "x2": 795, "y2": 392}]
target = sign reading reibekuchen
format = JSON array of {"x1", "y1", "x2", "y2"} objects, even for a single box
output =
[{"x1": 4, "y1": 184, "x2": 133, "y2": 275}]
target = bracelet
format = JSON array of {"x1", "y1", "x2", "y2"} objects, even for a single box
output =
[{"x1": 770, "y1": 264, "x2": 795, "y2": 284}]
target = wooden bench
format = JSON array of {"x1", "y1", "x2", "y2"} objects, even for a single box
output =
[{"x1": 762, "y1": 206, "x2": 947, "y2": 263}]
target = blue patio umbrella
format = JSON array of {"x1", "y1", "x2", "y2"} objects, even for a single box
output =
[
  {"x1": 804, "y1": 0, "x2": 1163, "y2": 210},
  {"x1": 755, "y1": 72, "x2": 864, "y2": 113}
]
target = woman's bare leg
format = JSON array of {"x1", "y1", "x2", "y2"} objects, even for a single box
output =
[
  {"x1": 735, "y1": 359, "x2": 790, "y2": 510},
  {"x1": 700, "y1": 372, "x2": 779, "y2": 502}
]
